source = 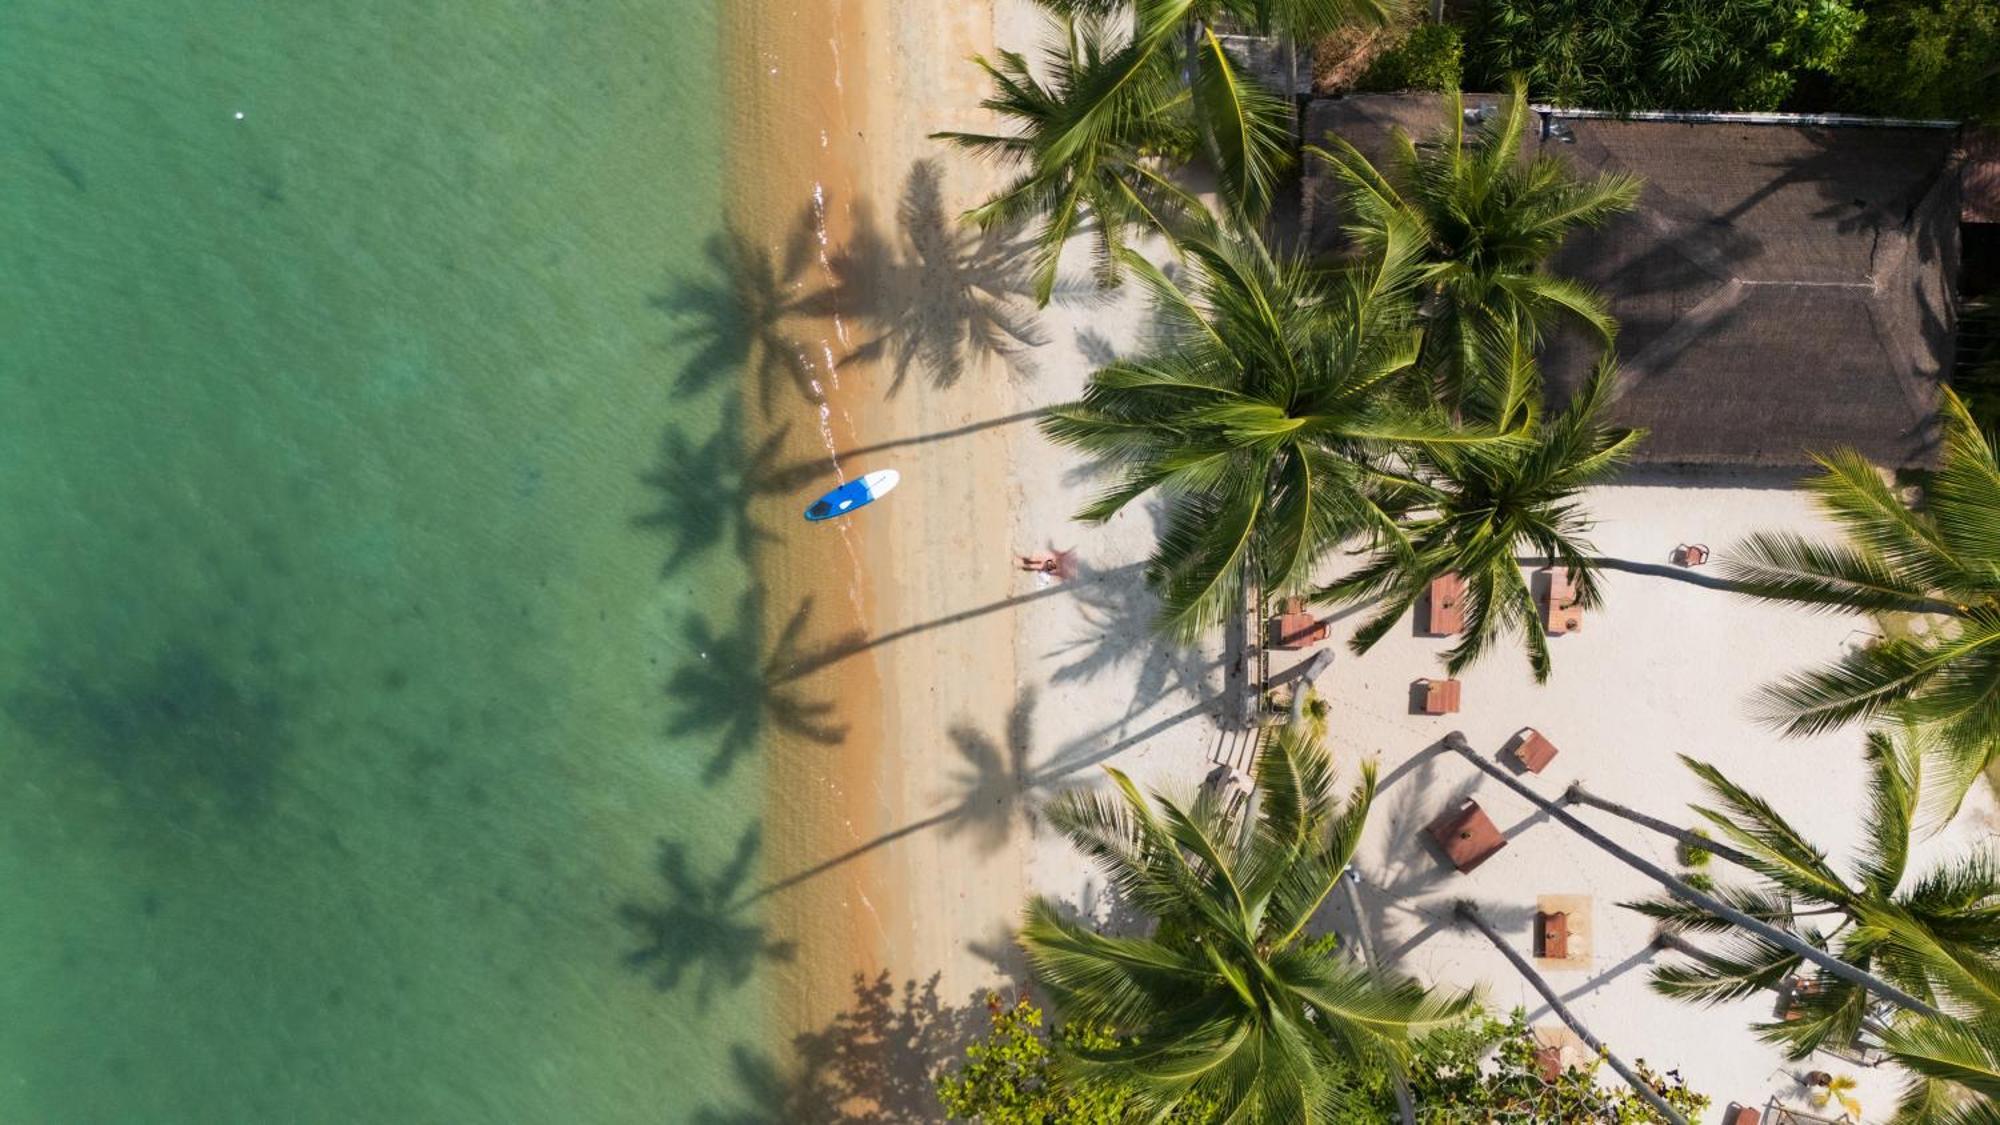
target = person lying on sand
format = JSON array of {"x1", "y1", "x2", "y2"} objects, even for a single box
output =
[{"x1": 1016, "y1": 547, "x2": 1079, "y2": 581}]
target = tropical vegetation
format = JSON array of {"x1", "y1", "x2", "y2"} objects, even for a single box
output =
[
  {"x1": 1462, "y1": 0, "x2": 1863, "y2": 112},
  {"x1": 1720, "y1": 389, "x2": 2000, "y2": 812},
  {"x1": 1311, "y1": 79, "x2": 1639, "y2": 422},
  {"x1": 1041, "y1": 222, "x2": 1498, "y2": 641},
  {"x1": 1020, "y1": 728, "x2": 1474, "y2": 1120},
  {"x1": 940, "y1": 0, "x2": 1401, "y2": 302},
  {"x1": 1627, "y1": 728, "x2": 2000, "y2": 1061}
]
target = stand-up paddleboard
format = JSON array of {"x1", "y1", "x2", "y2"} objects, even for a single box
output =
[{"x1": 804, "y1": 469, "x2": 899, "y2": 522}]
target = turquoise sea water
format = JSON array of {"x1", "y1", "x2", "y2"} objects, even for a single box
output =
[{"x1": 1, "y1": 2, "x2": 786, "y2": 1119}]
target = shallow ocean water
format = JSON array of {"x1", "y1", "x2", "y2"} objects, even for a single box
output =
[{"x1": 0, "y1": 2, "x2": 784, "y2": 1119}]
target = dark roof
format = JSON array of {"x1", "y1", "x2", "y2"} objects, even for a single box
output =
[
  {"x1": 1302, "y1": 97, "x2": 1962, "y2": 470},
  {"x1": 1965, "y1": 126, "x2": 2000, "y2": 224}
]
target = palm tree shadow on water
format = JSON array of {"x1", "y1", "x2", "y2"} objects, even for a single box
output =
[
  {"x1": 617, "y1": 824, "x2": 796, "y2": 1008},
  {"x1": 650, "y1": 212, "x2": 826, "y2": 416},
  {"x1": 689, "y1": 971, "x2": 992, "y2": 1124},
  {"x1": 664, "y1": 589, "x2": 853, "y2": 785}
]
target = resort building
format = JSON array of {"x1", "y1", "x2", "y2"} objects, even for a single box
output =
[{"x1": 1303, "y1": 94, "x2": 1967, "y2": 469}]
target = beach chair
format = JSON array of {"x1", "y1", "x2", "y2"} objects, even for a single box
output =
[
  {"x1": 1425, "y1": 798, "x2": 1506, "y2": 873},
  {"x1": 1538, "y1": 910, "x2": 1570, "y2": 959},
  {"x1": 1542, "y1": 568, "x2": 1582, "y2": 634},
  {"x1": 1510, "y1": 728, "x2": 1559, "y2": 773},
  {"x1": 1267, "y1": 596, "x2": 1329, "y2": 650},
  {"x1": 1418, "y1": 677, "x2": 1461, "y2": 715},
  {"x1": 1424, "y1": 572, "x2": 1465, "y2": 635}
]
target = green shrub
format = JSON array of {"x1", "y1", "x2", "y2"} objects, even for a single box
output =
[
  {"x1": 1677, "y1": 828, "x2": 1714, "y2": 868},
  {"x1": 934, "y1": 995, "x2": 1220, "y2": 1123},
  {"x1": 1838, "y1": 0, "x2": 2000, "y2": 121},
  {"x1": 1466, "y1": 0, "x2": 1861, "y2": 111},
  {"x1": 1359, "y1": 23, "x2": 1464, "y2": 92}
]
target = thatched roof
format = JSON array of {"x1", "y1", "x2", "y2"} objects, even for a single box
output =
[{"x1": 1301, "y1": 97, "x2": 1962, "y2": 470}]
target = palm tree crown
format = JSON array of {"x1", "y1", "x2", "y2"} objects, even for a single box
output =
[
  {"x1": 1022, "y1": 728, "x2": 1474, "y2": 1121},
  {"x1": 1633, "y1": 728, "x2": 2000, "y2": 1062},
  {"x1": 1321, "y1": 359, "x2": 1642, "y2": 680},
  {"x1": 934, "y1": 14, "x2": 1201, "y2": 304},
  {"x1": 941, "y1": 0, "x2": 1399, "y2": 302},
  {"x1": 1043, "y1": 225, "x2": 1489, "y2": 642},
  {"x1": 1720, "y1": 389, "x2": 2000, "y2": 811},
  {"x1": 1311, "y1": 79, "x2": 1640, "y2": 422}
]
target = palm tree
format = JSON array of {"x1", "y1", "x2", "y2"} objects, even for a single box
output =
[
  {"x1": 1022, "y1": 728, "x2": 1475, "y2": 1120},
  {"x1": 1454, "y1": 901, "x2": 1691, "y2": 1125},
  {"x1": 1880, "y1": 999, "x2": 2000, "y2": 1124},
  {"x1": 934, "y1": 13, "x2": 1202, "y2": 304},
  {"x1": 942, "y1": 0, "x2": 1398, "y2": 301},
  {"x1": 1310, "y1": 80, "x2": 1640, "y2": 422},
  {"x1": 1320, "y1": 357, "x2": 1642, "y2": 681},
  {"x1": 1042, "y1": 223, "x2": 1493, "y2": 642},
  {"x1": 1718, "y1": 388, "x2": 2000, "y2": 812},
  {"x1": 1440, "y1": 731, "x2": 1944, "y2": 1019},
  {"x1": 1610, "y1": 728, "x2": 2000, "y2": 1060}
]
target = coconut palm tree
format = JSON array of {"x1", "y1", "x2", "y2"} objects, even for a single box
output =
[
  {"x1": 1880, "y1": 998, "x2": 2000, "y2": 1124},
  {"x1": 1319, "y1": 357, "x2": 1642, "y2": 680},
  {"x1": 1610, "y1": 728, "x2": 2000, "y2": 1060},
  {"x1": 1454, "y1": 901, "x2": 1691, "y2": 1125},
  {"x1": 1441, "y1": 731, "x2": 1944, "y2": 1020},
  {"x1": 1718, "y1": 388, "x2": 2000, "y2": 812},
  {"x1": 943, "y1": 0, "x2": 1398, "y2": 302},
  {"x1": 1021, "y1": 728, "x2": 1475, "y2": 1120},
  {"x1": 1310, "y1": 79, "x2": 1640, "y2": 422},
  {"x1": 934, "y1": 13, "x2": 1202, "y2": 304},
  {"x1": 1042, "y1": 223, "x2": 1495, "y2": 642}
]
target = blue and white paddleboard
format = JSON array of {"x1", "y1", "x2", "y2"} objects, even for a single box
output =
[{"x1": 804, "y1": 469, "x2": 900, "y2": 522}]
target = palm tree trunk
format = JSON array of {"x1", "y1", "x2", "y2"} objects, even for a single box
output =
[
  {"x1": 1339, "y1": 874, "x2": 1419, "y2": 1125},
  {"x1": 1443, "y1": 732, "x2": 1943, "y2": 1018},
  {"x1": 1455, "y1": 900, "x2": 1690, "y2": 1125},
  {"x1": 1563, "y1": 781, "x2": 1760, "y2": 870},
  {"x1": 1520, "y1": 555, "x2": 1966, "y2": 617}
]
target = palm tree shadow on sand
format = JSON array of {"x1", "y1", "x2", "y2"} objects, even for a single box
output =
[
  {"x1": 690, "y1": 971, "x2": 991, "y2": 1124},
  {"x1": 805, "y1": 158, "x2": 1046, "y2": 396},
  {"x1": 618, "y1": 825, "x2": 796, "y2": 1008},
  {"x1": 665, "y1": 590, "x2": 854, "y2": 784}
]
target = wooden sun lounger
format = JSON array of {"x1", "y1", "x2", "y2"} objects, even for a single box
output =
[
  {"x1": 1543, "y1": 568, "x2": 1582, "y2": 634},
  {"x1": 1426, "y1": 798, "x2": 1506, "y2": 873},
  {"x1": 1425, "y1": 572, "x2": 1465, "y2": 635},
  {"x1": 1538, "y1": 910, "x2": 1571, "y2": 959},
  {"x1": 1511, "y1": 728, "x2": 1559, "y2": 773},
  {"x1": 1268, "y1": 596, "x2": 1329, "y2": 650},
  {"x1": 1419, "y1": 678, "x2": 1461, "y2": 715}
]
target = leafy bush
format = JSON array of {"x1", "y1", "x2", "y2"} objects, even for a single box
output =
[
  {"x1": 1326, "y1": 1010, "x2": 1712, "y2": 1122},
  {"x1": 1359, "y1": 23, "x2": 1465, "y2": 92},
  {"x1": 1466, "y1": 0, "x2": 1862, "y2": 111},
  {"x1": 1838, "y1": 0, "x2": 2000, "y2": 122},
  {"x1": 1677, "y1": 828, "x2": 1714, "y2": 868},
  {"x1": 934, "y1": 995, "x2": 1219, "y2": 1123}
]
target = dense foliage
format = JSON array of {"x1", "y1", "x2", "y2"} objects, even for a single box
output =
[
  {"x1": 1358, "y1": 22, "x2": 1465, "y2": 93},
  {"x1": 1464, "y1": 0, "x2": 1862, "y2": 111},
  {"x1": 1840, "y1": 0, "x2": 2000, "y2": 122},
  {"x1": 934, "y1": 995, "x2": 1185, "y2": 1123},
  {"x1": 1324, "y1": 1011, "x2": 1709, "y2": 1122}
]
